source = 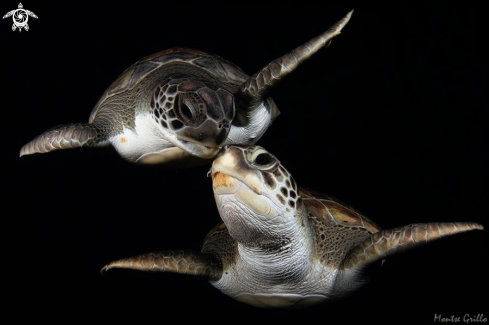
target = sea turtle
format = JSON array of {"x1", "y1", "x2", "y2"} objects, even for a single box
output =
[
  {"x1": 101, "y1": 145, "x2": 484, "y2": 308},
  {"x1": 2, "y1": 3, "x2": 37, "y2": 32},
  {"x1": 20, "y1": 11, "x2": 352, "y2": 166}
]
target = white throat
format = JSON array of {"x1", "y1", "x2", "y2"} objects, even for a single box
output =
[
  {"x1": 217, "y1": 188, "x2": 314, "y2": 285},
  {"x1": 237, "y1": 211, "x2": 314, "y2": 285}
]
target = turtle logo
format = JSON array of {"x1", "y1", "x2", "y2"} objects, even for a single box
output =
[{"x1": 3, "y1": 3, "x2": 37, "y2": 32}]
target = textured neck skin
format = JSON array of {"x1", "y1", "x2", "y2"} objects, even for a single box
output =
[
  {"x1": 211, "y1": 199, "x2": 331, "y2": 302},
  {"x1": 236, "y1": 205, "x2": 314, "y2": 287}
]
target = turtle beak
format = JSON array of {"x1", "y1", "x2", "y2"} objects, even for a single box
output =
[
  {"x1": 211, "y1": 145, "x2": 239, "y2": 180},
  {"x1": 169, "y1": 119, "x2": 228, "y2": 159},
  {"x1": 212, "y1": 146, "x2": 278, "y2": 221},
  {"x1": 211, "y1": 145, "x2": 262, "y2": 194}
]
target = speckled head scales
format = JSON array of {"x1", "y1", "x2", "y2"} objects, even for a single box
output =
[{"x1": 211, "y1": 145, "x2": 301, "y2": 213}]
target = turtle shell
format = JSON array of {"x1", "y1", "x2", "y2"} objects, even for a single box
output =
[
  {"x1": 89, "y1": 47, "x2": 249, "y2": 123},
  {"x1": 299, "y1": 187, "x2": 382, "y2": 234}
]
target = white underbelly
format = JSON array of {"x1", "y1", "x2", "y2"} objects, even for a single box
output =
[{"x1": 109, "y1": 114, "x2": 172, "y2": 162}]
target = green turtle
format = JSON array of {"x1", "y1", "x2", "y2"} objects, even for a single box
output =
[
  {"x1": 101, "y1": 145, "x2": 484, "y2": 308},
  {"x1": 2, "y1": 3, "x2": 37, "y2": 32},
  {"x1": 20, "y1": 11, "x2": 353, "y2": 166}
]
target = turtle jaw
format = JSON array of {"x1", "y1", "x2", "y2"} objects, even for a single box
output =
[
  {"x1": 162, "y1": 131, "x2": 221, "y2": 159},
  {"x1": 162, "y1": 119, "x2": 231, "y2": 159},
  {"x1": 176, "y1": 139, "x2": 220, "y2": 159},
  {"x1": 211, "y1": 147, "x2": 279, "y2": 223},
  {"x1": 212, "y1": 171, "x2": 277, "y2": 220}
]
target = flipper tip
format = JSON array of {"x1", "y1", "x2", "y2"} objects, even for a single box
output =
[{"x1": 100, "y1": 265, "x2": 109, "y2": 276}]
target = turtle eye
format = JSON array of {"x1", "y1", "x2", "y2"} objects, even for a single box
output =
[
  {"x1": 255, "y1": 153, "x2": 273, "y2": 166},
  {"x1": 251, "y1": 149, "x2": 277, "y2": 170},
  {"x1": 178, "y1": 96, "x2": 197, "y2": 123},
  {"x1": 179, "y1": 101, "x2": 194, "y2": 122},
  {"x1": 176, "y1": 93, "x2": 206, "y2": 125}
]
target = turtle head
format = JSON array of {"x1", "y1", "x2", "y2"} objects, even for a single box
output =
[
  {"x1": 151, "y1": 79, "x2": 235, "y2": 159},
  {"x1": 210, "y1": 145, "x2": 302, "y2": 245}
]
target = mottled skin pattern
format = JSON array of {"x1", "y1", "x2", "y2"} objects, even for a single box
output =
[
  {"x1": 100, "y1": 249, "x2": 222, "y2": 281},
  {"x1": 101, "y1": 145, "x2": 483, "y2": 308},
  {"x1": 20, "y1": 11, "x2": 353, "y2": 166}
]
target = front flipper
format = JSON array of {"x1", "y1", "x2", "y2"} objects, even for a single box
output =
[
  {"x1": 101, "y1": 249, "x2": 223, "y2": 281},
  {"x1": 20, "y1": 123, "x2": 99, "y2": 157},
  {"x1": 343, "y1": 222, "x2": 484, "y2": 270},
  {"x1": 238, "y1": 10, "x2": 354, "y2": 107}
]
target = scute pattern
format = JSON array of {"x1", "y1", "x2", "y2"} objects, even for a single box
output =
[
  {"x1": 261, "y1": 164, "x2": 299, "y2": 213},
  {"x1": 148, "y1": 48, "x2": 248, "y2": 92},
  {"x1": 300, "y1": 187, "x2": 381, "y2": 234},
  {"x1": 308, "y1": 212, "x2": 370, "y2": 267},
  {"x1": 150, "y1": 78, "x2": 209, "y2": 131}
]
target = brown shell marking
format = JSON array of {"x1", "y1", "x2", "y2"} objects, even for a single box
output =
[
  {"x1": 300, "y1": 187, "x2": 382, "y2": 234},
  {"x1": 109, "y1": 48, "x2": 221, "y2": 97},
  {"x1": 90, "y1": 47, "x2": 249, "y2": 123}
]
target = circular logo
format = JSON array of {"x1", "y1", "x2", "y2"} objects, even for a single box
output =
[
  {"x1": 2, "y1": 3, "x2": 38, "y2": 32},
  {"x1": 13, "y1": 9, "x2": 28, "y2": 28}
]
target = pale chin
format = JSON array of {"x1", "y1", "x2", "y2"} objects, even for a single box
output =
[
  {"x1": 159, "y1": 129, "x2": 221, "y2": 159},
  {"x1": 173, "y1": 137, "x2": 221, "y2": 159},
  {"x1": 182, "y1": 140, "x2": 220, "y2": 158},
  {"x1": 212, "y1": 173, "x2": 280, "y2": 223}
]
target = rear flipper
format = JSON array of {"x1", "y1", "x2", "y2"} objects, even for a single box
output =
[
  {"x1": 19, "y1": 123, "x2": 99, "y2": 157},
  {"x1": 343, "y1": 222, "x2": 484, "y2": 270},
  {"x1": 100, "y1": 249, "x2": 223, "y2": 282}
]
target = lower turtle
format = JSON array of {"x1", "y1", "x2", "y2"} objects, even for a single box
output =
[{"x1": 101, "y1": 145, "x2": 484, "y2": 308}]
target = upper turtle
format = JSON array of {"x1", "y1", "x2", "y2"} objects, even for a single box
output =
[
  {"x1": 101, "y1": 145, "x2": 484, "y2": 308},
  {"x1": 20, "y1": 11, "x2": 353, "y2": 166}
]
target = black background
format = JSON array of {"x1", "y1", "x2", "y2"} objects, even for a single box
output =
[{"x1": 4, "y1": 2, "x2": 487, "y2": 322}]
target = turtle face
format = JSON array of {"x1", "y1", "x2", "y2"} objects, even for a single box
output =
[
  {"x1": 210, "y1": 145, "x2": 301, "y2": 244},
  {"x1": 151, "y1": 79, "x2": 234, "y2": 158}
]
